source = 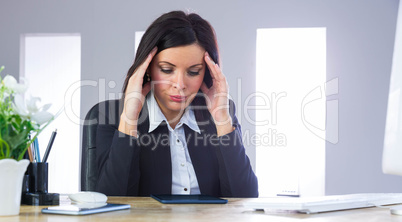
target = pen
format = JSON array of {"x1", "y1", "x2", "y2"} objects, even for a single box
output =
[
  {"x1": 43, "y1": 129, "x2": 57, "y2": 163},
  {"x1": 31, "y1": 141, "x2": 35, "y2": 162},
  {"x1": 34, "y1": 138, "x2": 41, "y2": 162},
  {"x1": 27, "y1": 135, "x2": 34, "y2": 162},
  {"x1": 27, "y1": 144, "x2": 34, "y2": 162}
]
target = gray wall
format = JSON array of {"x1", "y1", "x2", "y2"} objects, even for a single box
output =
[{"x1": 0, "y1": 0, "x2": 401, "y2": 195}]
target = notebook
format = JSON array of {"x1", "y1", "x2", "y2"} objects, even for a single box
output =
[
  {"x1": 42, "y1": 203, "x2": 131, "y2": 215},
  {"x1": 243, "y1": 193, "x2": 402, "y2": 214}
]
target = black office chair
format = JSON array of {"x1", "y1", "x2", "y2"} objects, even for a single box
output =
[{"x1": 81, "y1": 99, "x2": 121, "y2": 191}]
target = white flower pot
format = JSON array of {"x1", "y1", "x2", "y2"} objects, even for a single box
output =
[{"x1": 0, "y1": 159, "x2": 29, "y2": 216}]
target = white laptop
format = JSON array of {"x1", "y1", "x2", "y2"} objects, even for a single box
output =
[{"x1": 243, "y1": 193, "x2": 402, "y2": 214}]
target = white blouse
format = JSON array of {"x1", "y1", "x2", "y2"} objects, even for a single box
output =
[{"x1": 146, "y1": 91, "x2": 201, "y2": 194}]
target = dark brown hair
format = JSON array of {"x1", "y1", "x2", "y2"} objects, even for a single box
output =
[{"x1": 122, "y1": 11, "x2": 219, "y2": 121}]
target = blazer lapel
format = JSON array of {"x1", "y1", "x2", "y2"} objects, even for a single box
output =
[
  {"x1": 184, "y1": 121, "x2": 220, "y2": 196},
  {"x1": 137, "y1": 101, "x2": 172, "y2": 195}
]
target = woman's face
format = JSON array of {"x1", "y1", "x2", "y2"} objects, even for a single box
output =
[{"x1": 149, "y1": 43, "x2": 206, "y2": 120}]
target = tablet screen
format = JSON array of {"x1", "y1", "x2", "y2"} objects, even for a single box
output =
[{"x1": 151, "y1": 194, "x2": 228, "y2": 204}]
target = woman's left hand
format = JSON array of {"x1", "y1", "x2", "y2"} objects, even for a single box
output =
[{"x1": 201, "y1": 52, "x2": 234, "y2": 136}]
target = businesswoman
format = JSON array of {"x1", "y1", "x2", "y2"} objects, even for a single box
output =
[{"x1": 95, "y1": 10, "x2": 258, "y2": 197}]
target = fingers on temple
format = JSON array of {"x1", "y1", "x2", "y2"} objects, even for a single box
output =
[
  {"x1": 205, "y1": 52, "x2": 217, "y2": 79},
  {"x1": 135, "y1": 47, "x2": 158, "y2": 77},
  {"x1": 204, "y1": 52, "x2": 224, "y2": 81}
]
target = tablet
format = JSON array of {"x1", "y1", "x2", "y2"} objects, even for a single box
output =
[
  {"x1": 41, "y1": 203, "x2": 131, "y2": 215},
  {"x1": 151, "y1": 194, "x2": 228, "y2": 204}
]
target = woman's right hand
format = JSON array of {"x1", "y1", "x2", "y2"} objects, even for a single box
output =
[{"x1": 119, "y1": 47, "x2": 158, "y2": 137}]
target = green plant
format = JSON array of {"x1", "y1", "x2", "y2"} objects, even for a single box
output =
[{"x1": 0, "y1": 66, "x2": 54, "y2": 160}]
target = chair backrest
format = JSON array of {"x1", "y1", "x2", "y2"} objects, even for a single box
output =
[
  {"x1": 81, "y1": 99, "x2": 121, "y2": 191},
  {"x1": 81, "y1": 102, "x2": 100, "y2": 191}
]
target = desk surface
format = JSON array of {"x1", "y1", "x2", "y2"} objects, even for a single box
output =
[{"x1": 1, "y1": 197, "x2": 402, "y2": 221}]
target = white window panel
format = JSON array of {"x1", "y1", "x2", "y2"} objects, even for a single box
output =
[
  {"x1": 20, "y1": 34, "x2": 81, "y2": 194},
  {"x1": 256, "y1": 28, "x2": 327, "y2": 197}
]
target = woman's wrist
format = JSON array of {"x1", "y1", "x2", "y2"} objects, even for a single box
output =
[
  {"x1": 215, "y1": 115, "x2": 234, "y2": 137},
  {"x1": 118, "y1": 112, "x2": 139, "y2": 138}
]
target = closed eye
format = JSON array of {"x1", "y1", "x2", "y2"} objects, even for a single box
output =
[
  {"x1": 161, "y1": 69, "x2": 173, "y2": 74},
  {"x1": 188, "y1": 71, "x2": 200, "y2": 76}
]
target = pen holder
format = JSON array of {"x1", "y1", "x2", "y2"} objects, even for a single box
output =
[
  {"x1": 28, "y1": 162, "x2": 48, "y2": 193},
  {"x1": 21, "y1": 162, "x2": 59, "y2": 205}
]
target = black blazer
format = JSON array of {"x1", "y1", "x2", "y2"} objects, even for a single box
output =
[{"x1": 95, "y1": 99, "x2": 258, "y2": 197}]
